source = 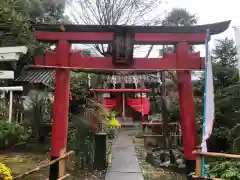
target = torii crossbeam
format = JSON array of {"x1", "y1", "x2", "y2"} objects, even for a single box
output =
[
  {"x1": 33, "y1": 21, "x2": 230, "y2": 71},
  {"x1": 31, "y1": 20, "x2": 231, "y2": 180}
]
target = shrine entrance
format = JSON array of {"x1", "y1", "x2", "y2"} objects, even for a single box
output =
[
  {"x1": 89, "y1": 88, "x2": 150, "y2": 124},
  {"x1": 31, "y1": 20, "x2": 230, "y2": 180}
]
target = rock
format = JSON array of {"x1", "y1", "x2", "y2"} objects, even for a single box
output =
[
  {"x1": 178, "y1": 164, "x2": 185, "y2": 168},
  {"x1": 146, "y1": 148, "x2": 187, "y2": 169},
  {"x1": 146, "y1": 152, "x2": 160, "y2": 166},
  {"x1": 160, "y1": 160, "x2": 170, "y2": 167}
]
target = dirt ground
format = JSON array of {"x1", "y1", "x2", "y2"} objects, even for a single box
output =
[
  {"x1": 0, "y1": 151, "x2": 106, "y2": 180},
  {"x1": 0, "y1": 152, "x2": 49, "y2": 179}
]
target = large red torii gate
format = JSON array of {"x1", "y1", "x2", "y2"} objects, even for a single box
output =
[{"x1": 31, "y1": 20, "x2": 230, "y2": 180}]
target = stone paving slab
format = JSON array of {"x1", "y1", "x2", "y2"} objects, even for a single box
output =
[
  {"x1": 105, "y1": 171, "x2": 144, "y2": 180},
  {"x1": 105, "y1": 131, "x2": 144, "y2": 180}
]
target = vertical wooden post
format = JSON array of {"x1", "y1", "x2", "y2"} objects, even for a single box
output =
[
  {"x1": 122, "y1": 93, "x2": 125, "y2": 118},
  {"x1": 195, "y1": 146, "x2": 202, "y2": 177},
  {"x1": 94, "y1": 133, "x2": 107, "y2": 169},
  {"x1": 141, "y1": 92, "x2": 143, "y2": 121},
  {"x1": 58, "y1": 149, "x2": 66, "y2": 178},
  {"x1": 8, "y1": 90, "x2": 13, "y2": 123},
  {"x1": 20, "y1": 113, "x2": 23, "y2": 123},
  {"x1": 121, "y1": 77, "x2": 125, "y2": 119}
]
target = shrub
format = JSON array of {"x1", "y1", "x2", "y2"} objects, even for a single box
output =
[
  {"x1": 108, "y1": 118, "x2": 121, "y2": 128},
  {"x1": 0, "y1": 163, "x2": 12, "y2": 180},
  {"x1": 68, "y1": 117, "x2": 95, "y2": 169},
  {"x1": 23, "y1": 90, "x2": 52, "y2": 143},
  {"x1": 206, "y1": 160, "x2": 240, "y2": 180},
  {"x1": 0, "y1": 121, "x2": 30, "y2": 149},
  {"x1": 0, "y1": 107, "x2": 8, "y2": 121},
  {"x1": 107, "y1": 111, "x2": 121, "y2": 128},
  {"x1": 106, "y1": 128, "x2": 117, "y2": 140}
]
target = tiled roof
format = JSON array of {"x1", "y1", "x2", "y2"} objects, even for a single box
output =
[
  {"x1": 15, "y1": 69, "x2": 161, "y2": 86},
  {"x1": 15, "y1": 68, "x2": 54, "y2": 85}
]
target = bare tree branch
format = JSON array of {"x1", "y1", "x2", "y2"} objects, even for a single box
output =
[
  {"x1": 66, "y1": 0, "x2": 164, "y2": 55},
  {"x1": 145, "y1": 45, "x2": 154, "y2": 58}
]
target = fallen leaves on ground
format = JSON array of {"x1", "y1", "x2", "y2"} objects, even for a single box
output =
[
  {"x1": 134, "y1": 138, "x2": 186, "y2": 180},
  {"x1": 0, "y1": 152, "x2": 106, "y2": 180}
]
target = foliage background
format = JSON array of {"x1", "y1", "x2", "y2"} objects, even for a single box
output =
[{"x1": 0, "y1": 0, "x2": 239, "y2": 178}]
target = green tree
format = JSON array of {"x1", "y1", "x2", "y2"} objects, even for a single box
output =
[
  {"x1": 194, "y1": 38, "x2": 240, "y2": 152},
  {"x1": 164, "y1": 8, "x2": 198, "y2": 26},
  {"x1": 0, "y1": 0, "x2": 38, "y2": 98},
  {"x1": 188, "y1": 38, "x2": 240, "y2": 180},
  {"x1": 212, "y1": 38, "x2": 239, "y2": 132},
  {"x1": 212, "y1": 38, "x2": 237, "y2": 67},
  {"x1": 0, "y1": 0, "x2": 68, "y2": 83},
  {"x1": 0, "y1": 0, "x2": 68, "y2": 142},
  {"x1": 0, "y1": 0, "x2": 36, "y2": 53},
  {"x1": 10, "y1": 0, "x2": 67, "y2": 23}
]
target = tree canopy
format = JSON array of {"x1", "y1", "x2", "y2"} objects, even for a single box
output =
[
  {"x1": 192, "y1": 37, "x2": 240, "y2": 152},
  {"x1": 66, "y1": 0, "x2": 165, "y2": 56},
  {"x1": 211, "y1": 38, "x2": 240, "y2": 141},
  {"x1": 0, "y1": 0, "x2": 68, "y2": 83},
  {"x1": 164, "y1": 8, "x2": 198, "y2": 26}
]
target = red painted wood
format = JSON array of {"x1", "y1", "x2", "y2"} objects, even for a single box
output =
[
  {"x1": 35, "y1": 51, "x2": 57, "y2": 66},
  {"x1": 35, "y1": 31, "x2": 114, "y2": 42},
  {"x1": 35, "y1": 31, "x2": 206, "y2": 44},
  {"x1": 90, "y1": 88, "x2": 151, "y2": 93},
  {"x1": 51, "y1": 40, "x2": 70, "y2": 157},
  {"x1": 56, "y1": 40, "x2": 70, "y2": 66},
  {"x1": 135, "y1": 33, "x2": 206, "y2": 44},
  {"x1": 176, "y1": 42, "x2": 197, "y2": 160},
  {"x1": 33, "y1": 50, "x2": 205, "y2": 70},
  {"x1": 69, "y1": 53, "x2": 178, "y2": 70}
]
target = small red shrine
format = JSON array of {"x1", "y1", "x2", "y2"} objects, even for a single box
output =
[
  {"x1": 90, "y1": 88, "x2": 151, "y2": 122},
  {"x1": 30, "y1": 20, "x2": 230, "y2": 180}
]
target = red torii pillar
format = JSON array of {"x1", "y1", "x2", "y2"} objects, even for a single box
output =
[
  {"x1": 50, "y1": 40, "x2": 70, "y2": 180},
  {"x1": 176, "y1": 42, "x2": 197, "y2": 178}
]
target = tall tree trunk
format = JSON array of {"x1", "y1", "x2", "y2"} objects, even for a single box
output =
[
  {"x1": 121, "y1": 76, "x2": 125, "y2": 119},
  {"x1": 151, "y1": 84, "x2": 160, "y2": 114},
  {"x1": 161, "y1": 71, "x2": 170, "y2": 149},
  {"x1": 161, "y1": 71, "x2": 176, "y2": 164}
]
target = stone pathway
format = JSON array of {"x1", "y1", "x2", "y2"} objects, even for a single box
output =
[{"x1": 105, "y1": 130, "x2": 144, "y2": 180}]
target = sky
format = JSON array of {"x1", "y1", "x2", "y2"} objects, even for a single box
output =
[
  {"x1": 131, "y1": 0, "x2": 240, "y2": 79},
  {"x1": 169, "y1": 0, "x2": 240, "y2": 48},
  {"x1": 70, "y1": 0, "x2": 240, "y2": 58},
  {"x1": 136, "y1": 0, "x2": 240, "y2": 58},
  {"x1": 169, "y1": 0, "x2": 239, "y2": 37}
]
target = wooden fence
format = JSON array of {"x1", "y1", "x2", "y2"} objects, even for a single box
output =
[
  {"x1": 13, "y1": 150, "x2": 74, "y2": 180},
  {"x1": 193, "y1": 148, "x2": 240, "y2": 180},
  {"x1": 142, "y1": 122, "x2": 181, "y2": 136},
  {"x1": 142, "y1": 122, "x2": 182, "y2": 147}
]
